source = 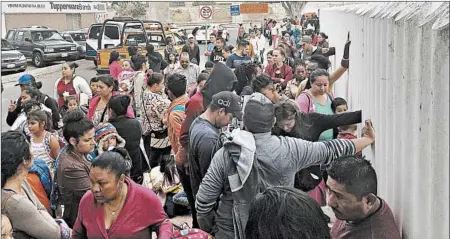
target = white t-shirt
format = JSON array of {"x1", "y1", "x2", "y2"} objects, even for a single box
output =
[{"x1": 272, "y1": 24, "x2": 279, "y2": 36}]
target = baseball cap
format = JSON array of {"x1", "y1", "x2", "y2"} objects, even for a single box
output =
[
  {"x1": 15, "y1": 74, "x2": 35, "y2": 86},
  {"x1": 301, "y1": 36, "x2": 313, "y2": 44},
  {"x1": 188, "y1": 34, "x2": 194, "y2": 39},
  {"x1": 243, "y1": 93, "x2": 275, "y2": 133},
  {"x1": 210, "y1": 91, "x2": 243, "y2": 120}
]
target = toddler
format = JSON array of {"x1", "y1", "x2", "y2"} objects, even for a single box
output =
[{"x1": 94, "y1": 123, "x2": 126, "y2": 155}]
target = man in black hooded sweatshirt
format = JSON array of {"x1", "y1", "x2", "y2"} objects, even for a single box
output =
[
  {"x1": 176, "y1": 62, "x2": 237, "y2": 228},
  {"x1": 146, "y1": 44, "x2": 168, "y2": 73}
]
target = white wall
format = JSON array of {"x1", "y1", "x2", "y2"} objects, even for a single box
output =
[{"x1": 321, "y1": 2, "x2": 449, "y2": 239}]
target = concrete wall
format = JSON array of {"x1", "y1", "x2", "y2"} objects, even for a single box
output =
[
  {"x1": 168, "y1": 3, "x2": 289, "y2": 24},
  {"x1": 321, "y1": 2, "x2": 449, "y2": 239},
  {"x1": 5, "y1": 13, "x2": 96, "y2": 31}
]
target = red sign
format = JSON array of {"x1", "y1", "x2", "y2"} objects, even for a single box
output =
[{"x1": 199, "y1": 6, "x2": 213, "y2": 19}]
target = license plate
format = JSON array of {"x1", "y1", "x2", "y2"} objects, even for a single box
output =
[
  {"x1": 7, "y1": 64, "x2": 15, "y2": 68},
  {"x1": 61, "y1": 53, "x2": 68, "y2": 57}
]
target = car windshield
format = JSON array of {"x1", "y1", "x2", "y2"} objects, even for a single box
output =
[
  {"x1": 70, "y1": 33, "x2": 86, "y2": 41},
  {"x1": 31, "y1": 31, "x2": 64, "y2": 41},
  {"x1": 1, "y1": 39, "x2": 13, "y2": 50}
]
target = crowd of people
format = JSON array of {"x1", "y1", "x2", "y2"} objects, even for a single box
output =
[{"x1": 1, "y1": 15, "x2": 403, "y2": 239}]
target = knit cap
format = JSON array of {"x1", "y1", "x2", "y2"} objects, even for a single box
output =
[
  {"x1": 94, "y1": 123, "x2": 126, "y2": 154},
  {"x1": 243, "y1": 93, "x2": 275, "y2": 133}
]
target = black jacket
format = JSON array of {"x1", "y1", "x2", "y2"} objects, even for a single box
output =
[
  {"x1": 147, "y1": 52, "x2": 168, "y2": 73},
  {"x1": 109, "y1": 116, "x2": 143, "y2": 182},
  {"x1": 7, "y1": 94, "x2": 60, "y2": 130},
  {"x1": 201, "y1": 62, "x2": 238, "y2": 109},
  {"x1": 272, "y1": 109, "x2": 362, "y2": 190}
]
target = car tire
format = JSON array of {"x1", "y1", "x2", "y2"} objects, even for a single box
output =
[
  {"x1": 18, "y1": 69, "x2": 26, "y2": 72},
  {"x1": 197, "y1": 40, "x2": 202, "y2": 44},
  {"x1": 32, "y1": 52, "x2": 46, "y2": 67},
  {"x1": 94, "y1": 59, "x2": 98, "y2": 67}
]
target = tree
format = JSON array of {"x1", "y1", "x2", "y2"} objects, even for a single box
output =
[
  {"x1": 281, "y1": 2, "x2": 308, "y2": 18},
  {"x1": 111, "y1": 1, "x2": 147, "y2": 19}
]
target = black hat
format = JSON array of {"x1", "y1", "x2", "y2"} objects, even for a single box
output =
[{"x1": 211, "y1": 91, "x2": 243, "y2": 120}]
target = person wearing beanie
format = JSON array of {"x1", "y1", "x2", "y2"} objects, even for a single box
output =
[
  {"x1": 94, "y1": 123, "x2": 126, "y2": 155},
  {"x1": 195, "y1": 92, "x2": 376, "y2": 238}
]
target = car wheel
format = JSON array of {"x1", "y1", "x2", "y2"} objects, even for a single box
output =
[
  {"x1": 93, "y1": 59, "x2": 98, "y2": 67},
  {"x1": 32, "y1": 52, "x2": 46, "y2": 67},
  {"x1": 18, "y1": 69, "x2": 26, "y2": 72}
]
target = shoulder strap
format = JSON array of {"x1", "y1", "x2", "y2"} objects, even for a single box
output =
[
  {"x1": 171, "y1": 105, "x2": 185, "y2": 113},
  {"x1": 43, "y1": 131, "x2": 53, "y2": 158},
  {"x1": 1, "y1": 190, "x2": 16, "y2": 211}
]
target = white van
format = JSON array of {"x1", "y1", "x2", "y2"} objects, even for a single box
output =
[{"x1": 85, "y1": 18, "x2": 141, "y2": 66}]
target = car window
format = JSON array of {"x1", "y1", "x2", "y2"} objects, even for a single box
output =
[
  {"x1": 170, "y1": 33, "x2": 184, "y2": 45},
  {"x1": 15, "y1": 31, "x2": 25, "y2": 41},
  {"x1": 104, "y1": 26, "x2": 120, "y2": 40},
  {"x1": 148, "y1": 34, "x2": 164, "y2": 43},
  {"x1": 125, "y1": 34, "x2": 147, "y2": 46},
  {"x1": 89, "y1": 25, "x2": 102, "y2": 39},
  {"x1": 1, "y1": 39, "x2": 13, "y2": 49},
  {"x1": 6, "y1": 30, "x2": 15, "y2": 40},
  {"x1": 30, "y1": 31, "x2": 64, "y2": 41},
  {"x1": 70, "y1": 33, "x2": 86, "y2": 41}
]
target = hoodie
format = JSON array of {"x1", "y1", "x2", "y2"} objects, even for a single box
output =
[
  {"x1": 292, "y1": 28, "x2": 302, "y2": 49},
  {"x1": 177, "y1": 62, "x2": 238, "y2": 167},
  {"x1": 196, "y1": 128, "x2": 357, "y2": 238}
]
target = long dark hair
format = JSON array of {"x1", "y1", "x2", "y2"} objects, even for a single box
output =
[{"x1": 159, "y1": 155, "x2": 178, "y2": 185}]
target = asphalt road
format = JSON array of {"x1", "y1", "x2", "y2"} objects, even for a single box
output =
[{"x1": 1, "y1": 28, "x2": 240, "y2": 132}]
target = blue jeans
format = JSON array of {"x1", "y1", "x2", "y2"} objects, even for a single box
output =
[{"x1": 173, "y1": 190, "x2": 189, "y2": 207}]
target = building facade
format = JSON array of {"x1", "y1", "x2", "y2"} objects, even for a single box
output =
[{"x1": 1, "y1": 2, "x2": 108, "y2": 37}]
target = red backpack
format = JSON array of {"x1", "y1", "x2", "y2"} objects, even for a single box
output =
[{"x1": 173, "y1": 223, "x2": 213, "y2": 239}]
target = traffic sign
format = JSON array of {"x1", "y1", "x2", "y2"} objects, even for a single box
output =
[
  {"x1": 230, "y1": 5, "x2": 240, "y2": 16},
  {"x1": 199, "y1": 5, "x2": 213, "y2": 20}
]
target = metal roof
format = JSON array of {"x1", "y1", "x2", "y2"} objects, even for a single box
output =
[{"x1": 325, "y1": 2, "x2": 449, "y2": 31}]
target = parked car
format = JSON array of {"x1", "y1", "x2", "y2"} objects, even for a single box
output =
[
  {"x1": 1, "y1": 39, "x2": 27, "y2": 74},
  {"x1": 62, "y1": 31, "x2": 86, "y2": 59},
  {"x1": 5, "y1": 27, "x2": 78, "y2": 67},
  {"x1": 194, "y1": 24, "x2": 229, "y2": 43}
]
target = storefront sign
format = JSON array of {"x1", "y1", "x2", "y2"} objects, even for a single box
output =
[
  {"x1": 239, "y1": 3, "x2": 269, "y2": 14},
  {"x1": 2, "y1": 2, "x2": 107, "y2": 14}
]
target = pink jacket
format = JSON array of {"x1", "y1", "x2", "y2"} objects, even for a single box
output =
[
  {"x1": 87, "y1": 91, "x2": 135, "y2": 120},
  {"x1": 109, "y1": 61, "x2": 123, "y2": 81},
  {"x1": 296, "y1": 90, "x2": 334, "y2": 113}
]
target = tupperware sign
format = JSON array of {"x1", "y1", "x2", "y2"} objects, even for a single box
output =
[{"x1": 2, "y1": 2, "x2": 107, "y2": 13}]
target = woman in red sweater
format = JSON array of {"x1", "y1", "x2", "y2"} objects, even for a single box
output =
[
  {"x1": 264, "y1": 47, "x2": 293, "y2": 89},
  {"x1": 109, "y1": 51, "x2": 122, "y2": 81},
  {"x1": 72, "y1": 148, "x2": 173, "y2": 239}
]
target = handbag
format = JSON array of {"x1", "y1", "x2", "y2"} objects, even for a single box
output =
[{"x1": 173, "y1": 223, "x2": 214, "y2": 239}]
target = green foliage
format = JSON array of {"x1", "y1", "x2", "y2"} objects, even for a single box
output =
[
  {"x1": 281, "y1": 2, "x2": 308, "y2": 18},
  {"x1": 112, "y1": 1, "x2": 147, "y2": 19}
]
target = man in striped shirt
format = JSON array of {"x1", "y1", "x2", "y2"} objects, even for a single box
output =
[{"x1": 195, "y1": 93, "x2": 376, "y2": 238}]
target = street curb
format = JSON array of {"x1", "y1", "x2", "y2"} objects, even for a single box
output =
[{"x1": 1, "y1": 62, "x2": 64, "y2": 85}]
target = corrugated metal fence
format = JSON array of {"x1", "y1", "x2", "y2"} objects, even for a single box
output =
[{"x1": 321, "y1": 2, "x2": 449, "y2": 239}]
